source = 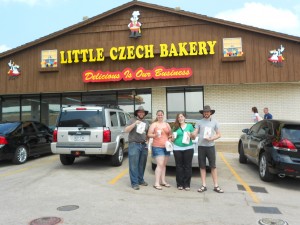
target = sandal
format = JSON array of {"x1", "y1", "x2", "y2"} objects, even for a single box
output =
[
  {"x1": 213, "y1": 186, "x2": 224, "y2": 193},
  {"x1": 153, "y1": 185, "x2": 162, "y2": 190},
  {"x1": 197, "y1": 185, "x2": 207, "y2": 193},
  {"x1": 177, "y1": 186, "x2": 183, "y2": 190},
  {"x1": 160, "y1": 183, "x2": 171, "y2": 188}
]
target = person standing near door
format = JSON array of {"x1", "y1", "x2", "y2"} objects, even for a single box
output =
[
  {"x1": 125, "y1": 106, "x2": 150, "y2": 190},
  {"x1": 263, "y1": 107, "x2": 273, "y2": 119}
]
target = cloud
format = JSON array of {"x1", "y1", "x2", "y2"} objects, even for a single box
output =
[
  {"x1": 215, "y1": 2, "x2": 300, "y2": 37},
  {"x1": 0, "y1": 44, "x2": 11, "y2": 53}
]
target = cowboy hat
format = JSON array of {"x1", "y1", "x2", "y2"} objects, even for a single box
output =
[
  {"x1": 199, "y1": 105, "x2": 215, "y2": 115},
  {"x1": 134, "y1": 106, "x2": 149, "y2": 116}
]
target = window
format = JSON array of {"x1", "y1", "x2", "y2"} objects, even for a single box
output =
[
  {"x1": 1, "y1": 97, "x2": 20, "y2": 121},
  {"x1": 110, "y1": 112, "x2": 118, "y2": 127},
  {"x1": 223, "y1": 38, "x2": 243, "y2": 57},
  {"x1": 167, "y1": 87, "x2": 203, "y2": 119},
  {"x1": 41, "y1": 50, "x2": 58, "y2": 68},
  {"x1": 22, "y1": 96, "x2": 40, "y2": 121},
  {"x1": 41, "y1": 94, "x2": 61, "y2": 127},
  {"x1": 118, "y1": 112, "x2": 126, "y2": 126}
]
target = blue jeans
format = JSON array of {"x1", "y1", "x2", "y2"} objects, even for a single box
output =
[{"x1": 128, "y1": 142, "x2": 148, "y2": 187}]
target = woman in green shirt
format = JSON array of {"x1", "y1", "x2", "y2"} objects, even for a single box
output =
[{"x1": 172, "y1": 113, "x2": 195, "y2": 191}]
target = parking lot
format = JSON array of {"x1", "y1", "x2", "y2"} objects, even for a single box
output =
[{"x1": 0, "y1": 145, "x2": 299, "y2": 225}]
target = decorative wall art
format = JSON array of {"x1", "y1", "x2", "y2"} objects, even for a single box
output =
[
  {"x1": 128, "y1": 11, "x2": 142, "y2": 38},
  {"x1": 7, "y1": 60, "x2": 21, "y2": 80},
  {"x1": 223, "y1": 37, "x2": 243, "y2": 57},
  {"x1": 268, "y1": 45, "x2": 285, "y2": 67},
  {"x1": 41, "y1": 50, "x2": 58, "y2": 68}
]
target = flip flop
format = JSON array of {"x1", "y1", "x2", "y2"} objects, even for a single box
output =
[
  {"x1": 153, "y1": 185, "x2": 162, "y2": 190},
  {"x1": 160, "y1": 183, "x2": 171, "y2": 187}
]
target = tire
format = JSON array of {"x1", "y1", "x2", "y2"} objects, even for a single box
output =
[
  {"x1": 152, "y1": 163, "x2": 157, "y2": 171},
  {"x1": 239, "y1": 142, "x2": 247, "y2": 164},
  {"x1": 12, "y1": 145, "x2": 28, "y2": 164},
  {"x1": 111, "y1": 144, "x2": 124, "y2": 167},
  {"x1": 259, "y1": 152, "x2": 274, "y2": 182},
  {"x1": 60, "y1": 154, "x2": 75, "y2": 165}
]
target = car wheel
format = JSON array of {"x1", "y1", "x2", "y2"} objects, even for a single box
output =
[
  {"x1": 152, "y1": 163, "x2": 157, "y2": 171},
  {"x1": 111, "y1": 144, "x2": 124, "y2": 167},
  {"x1": 60, "y1": 154, "x2": 75, "y2": 165},
  {"x1": 12, "y1": 145, "x2": 28, "y2": 164},
  {"x1": 259, "y1": 152, "x2": 274, "y2": 182},
  {"x1": 239, "y1": 141, "x2": 247, "y2": 164}
]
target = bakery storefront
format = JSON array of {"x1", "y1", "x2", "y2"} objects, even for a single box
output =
[{"x1": 1, "y1": 1, "x2": 300, "y2": 141}]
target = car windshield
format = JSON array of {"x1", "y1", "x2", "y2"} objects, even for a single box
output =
[
  {"x1": 281, "y1": 126, "x2": 300, "y2": 141},
  {"x1": 58, "y1": 111, "x2": 104, "y2": 127},
  {"x1": 0, "y1": 122, "x2": 20, "y2": 135}
]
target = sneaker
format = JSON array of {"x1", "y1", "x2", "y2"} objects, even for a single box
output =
[
  {"x1": 132, "y1": 185, "x2": 140, "y2": 190},
  {"x1": 139, "y1": 181, "x2": 148, "y2": 186}
]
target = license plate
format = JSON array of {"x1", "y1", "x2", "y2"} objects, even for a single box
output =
[{"x1": 74, "y1": 135, "x2": 86, "y2": 142}]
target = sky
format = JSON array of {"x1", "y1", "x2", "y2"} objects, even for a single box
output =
[{"x1": 0, "y1": 0, "x2": 299, "y2": 53}]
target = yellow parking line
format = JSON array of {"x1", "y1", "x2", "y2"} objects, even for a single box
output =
[
  {"x1": 109, "y1": 168, "x2": 129, "y2": 185},
  {"x1": 219, "y1": 152, "x2": 260, "y2": 204},
  {"x1": 0, "y1": 167, "x2": 30, "y2": 178}
]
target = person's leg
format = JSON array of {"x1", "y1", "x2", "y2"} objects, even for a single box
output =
[
  {"x1": 182, "y1": 148, "x2": 194, "y2": 189},
  {"x1": 154, "y1": 156, "x2": 165, "y2": 187},
  {"x1": 160, "y1": 156, "x2": 170, "y2": 185},
  {"x1": 138, "y1": 144, "x2": 148, "y2": 184},
  {"x1": 173, "y1": 150, "x2": 184, "y2": 188},
  {"x1": 197, "y1": 146, "x2": 208, "y2": 192},
  {"x1": 128, "y1": 143, "x2": 140, "y2": 188}
]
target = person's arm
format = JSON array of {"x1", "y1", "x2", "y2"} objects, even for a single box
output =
[
  {"x1": 124, "y1": 119, "x2": 139, "y2": 133},
  {"x1": 147, "y1": 123, "x2": 156, "y2": 138}
]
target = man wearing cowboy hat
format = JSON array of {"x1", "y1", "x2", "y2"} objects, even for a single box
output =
[
  {"x1": 193, "y1": 105, "x2": 224, "y2": 193},
  {"x1": 125, "y1": 106, "x2": 150, "y2": 190}
]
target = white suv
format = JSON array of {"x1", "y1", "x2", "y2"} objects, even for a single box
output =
[{"x1": 51, "y1": 105, "x2": 130, "y2": 166}]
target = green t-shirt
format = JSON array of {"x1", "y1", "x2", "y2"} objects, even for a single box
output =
[{"x1": 173, "y1": 123, "x2": 194, "y2": 148}]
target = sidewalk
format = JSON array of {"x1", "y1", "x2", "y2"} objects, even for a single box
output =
[{"x1": 215, "y1": 141, "x2": 238, "y2": 153}]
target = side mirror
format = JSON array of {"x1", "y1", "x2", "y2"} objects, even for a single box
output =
[{"x1": 242, "y1": 128, "x2": 250, "y2": 134}]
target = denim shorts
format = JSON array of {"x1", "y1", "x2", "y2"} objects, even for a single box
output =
[{"x1": 152, "y1": 147, "x2": 170, "y2": 158}]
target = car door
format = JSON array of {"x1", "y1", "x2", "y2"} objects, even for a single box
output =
[
  {"x1": 244, "y1": 122, "x2": 261, "y2": 162},
  {"x1": 22, "y1": 122, "x2": 40, "y2": 155},
  {"x1": 33, "y1": 122, "x2": 52, "y2": 154}
]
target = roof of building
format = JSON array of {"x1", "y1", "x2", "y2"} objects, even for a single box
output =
[{"x1": 1, "y1": 0, "x2": 300, "y2": 58}]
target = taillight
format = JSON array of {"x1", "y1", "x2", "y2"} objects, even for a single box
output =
[
  {"x1": 103, "y1": 128, "x2": 111, "y2": 142},
  {"x1": 0, "y1": 136, "x2": 8, "y2": 145},
  {"x1": 273, "y1": 139, "x2": 297, "y2": 152},
  {"x1": 53, "y1": 129, "x2": 58, "y2": 142}
]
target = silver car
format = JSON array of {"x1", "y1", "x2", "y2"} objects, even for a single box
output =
[{"x1": 151, "y1": 119, "x2": 206, "y2": 170}]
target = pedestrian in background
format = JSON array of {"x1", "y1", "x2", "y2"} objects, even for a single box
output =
[
  {"x1": 172, "y1": 113, "x2": 195, "y2": 191},
  {"x1": 252, "y1": 106, "x2": 262, "y2": 122},
  {"x1": 263, "y1": 107, "x2": 273, "y2": 119},
  {"x1": 125, "y1": 106, "x2": 150, "y2": 190},
  {"x1": 147, "y1": 110, "x2": 172, "y2": 190},
  {"x1": 193, "y1": 105, "x2": 224, "y2": 193}
]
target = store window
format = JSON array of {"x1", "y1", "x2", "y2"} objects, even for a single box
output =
[
  {"x1": 21, "y1": 95, "x2": 40, "y2": 121},
  {"x1": 41, "y1": 50, "x2": 58, "y2": 68},
  {"x1": 167, "y1": 87, "x2": 203, "y2": 119},
  {"x1": 223, "y1": 37, "x2": 243, "y2": 57},
  {"x1": 41, "y1": 94, "x2": 61, "y2": 128},
  {"x1": 1, "y1": 96, "x2": 20, "y2": 121},
  {"x1": 62, "y1": 93, "x2": 82, "y2": 106}
]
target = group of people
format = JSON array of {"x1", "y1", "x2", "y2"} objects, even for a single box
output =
[
  {"x1": 125, "y1": 105, "x2": 224, "y2": 193},
  {"x1": 251, "y1": 107, "x2": 273, "y2": 122}
]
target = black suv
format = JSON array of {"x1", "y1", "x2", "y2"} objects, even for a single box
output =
[
  {"x1": 238, "y1": 120, "x2": 300, "y2": 181},
  {"x1": 51, "y1": 105, "x2": 130, "y2": 166}
]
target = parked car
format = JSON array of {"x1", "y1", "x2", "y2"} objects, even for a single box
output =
[
  {"x1": 51, "y1": 105, "x2": 130, "y2": 166},
  {"x1": 0, "y1": 121, "x2": 53, "y2": 164},
  {"x1": 151, "y1": 119, "x2": 209, "y2": 170},
  {"x1": 238, "y1": 119, "x2": 300, "y2": 181}
]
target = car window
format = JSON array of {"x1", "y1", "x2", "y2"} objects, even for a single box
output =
[
  {"x1": 110, "y1": 111, "x2": 118, "y2": 127},
  {"x1": 58, "y1": 111, "x2": 103, "y2": 127},
  {"x1": 0, "y1": 122, "x2": 20, "y2": 135},
  {"x1": 281, "y1": 125, "x2": 300, "y2": 141},
  {"x1": 257, "y1": 121, "x2": 270, "y2": 136},
  {"x1": 118, "y1": 112, "x2": 126, "y2": 126},
  {"x1": 249, "y1": 122, "x2": 261, "y2": 134},
  {"x1": 23, "y1": 122, "x2": 36, "y2": 134}
]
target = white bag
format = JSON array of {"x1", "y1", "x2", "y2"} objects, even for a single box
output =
[
  {"x1": 165, "y1": 141, "x2": 174, "y2": 152},
  {"x1": 182, "y1": 132, "x2": 190, "y2": 144},
  {"x1": 203, "y1": 127, "x2": 212, "y2": 139},
  {"x1": 136, "y1": 122, "x2": 146, "y2": 134}
]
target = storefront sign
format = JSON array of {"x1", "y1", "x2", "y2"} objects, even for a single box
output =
[
  {"x1": 82, "y1": 66, "x2": 192, "y2": 83},
  {"x1": 60, "y1": 41, "x2": 216, "y2": 64}
]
